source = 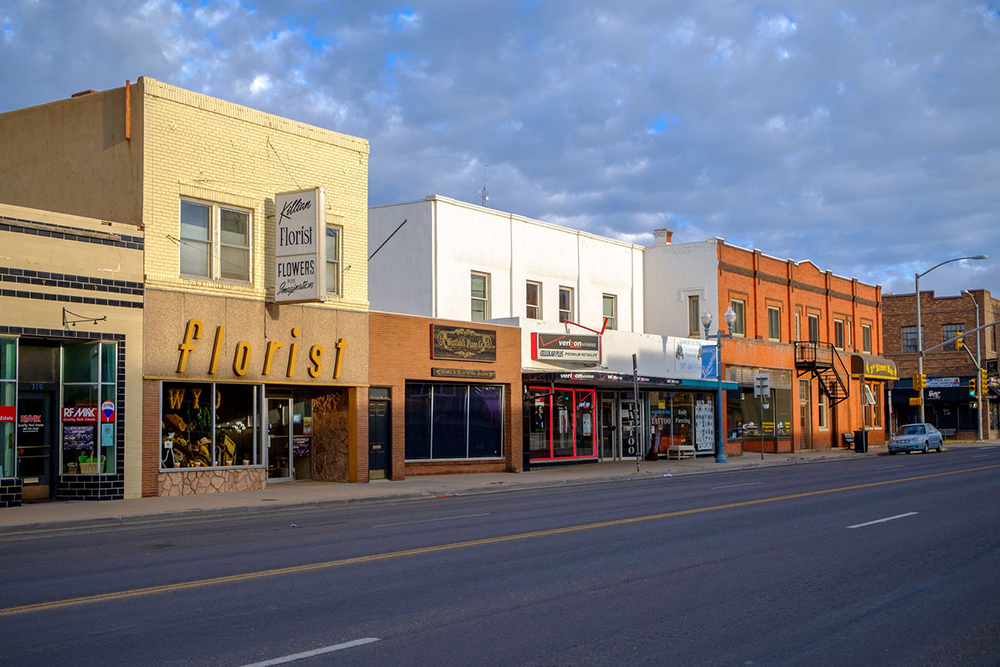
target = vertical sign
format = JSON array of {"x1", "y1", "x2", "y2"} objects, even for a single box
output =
[{"x1": 274, "y1": 187, "x2": 325, "y2": 303}]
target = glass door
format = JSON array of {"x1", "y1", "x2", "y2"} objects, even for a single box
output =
[
  {"x1": 267, "y1": 398, "x2": 292, "y2": 480},
  {"x1": 17, "y1": 392, "x2": 53, "y2": 499},
  {"x1": 600, "y1": 396, "x2": 618, "y2": 460}
]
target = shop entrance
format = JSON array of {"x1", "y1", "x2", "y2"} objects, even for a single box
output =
[
  {"x1": 599, "y1": 396, "x2": 618, "y2": 460},
  {"x1": 267, "y1": 398, "x2": 292, "y2": 481},
  {"x1": 368, "y1": 398, "x2": 390, "y2": 479},
  {"x1": 17, "y1": 391, "x2": 55, "y2": 500}
]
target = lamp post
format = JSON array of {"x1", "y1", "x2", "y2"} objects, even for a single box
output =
[
  {"x1": 915, "y1": 255, "x2": 987, "y2": 423},
  {"x1": 702, "y1": 306, "x2": 737, "y2": 463},
  {"x1": 962, "y1": 290, "x2": 983, "y2": 441}
]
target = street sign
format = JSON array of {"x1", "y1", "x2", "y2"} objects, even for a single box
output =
[{"x1": 754, "y1": 373, "x2": 770, "y2": 398}]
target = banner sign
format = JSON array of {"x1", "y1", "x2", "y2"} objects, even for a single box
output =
[
  {"x1": 701, "y1": 345, "x2": 718, "y2": 379},
  {"x1": 531, "y1": 333, "x2": 601, "y2": 362},
  {"x1": 674, "y1": 339, "x2": 703, "y2": 374},
  {"x1": 274, "y1": 187, "x2": 325, "y2": 303}
]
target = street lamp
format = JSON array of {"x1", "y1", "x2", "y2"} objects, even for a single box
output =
[
  {"x1": 702, "y1": 306, "x2": 737, "y2": 463},
  {"x1": 915, "y1": 255, "x2": 987, "y2": 423},
  {"x1": 962, "y1": 290, "x2": 983, "y2": 441}
]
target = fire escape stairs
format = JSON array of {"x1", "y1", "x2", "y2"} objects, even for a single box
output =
[{"x1": 795, "y1": 341, "x2": 850, "y2": 407}]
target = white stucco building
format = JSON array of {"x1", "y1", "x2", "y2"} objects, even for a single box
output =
[{"x1": 369, "y1": 196, "x2": 734, "y2": 464}]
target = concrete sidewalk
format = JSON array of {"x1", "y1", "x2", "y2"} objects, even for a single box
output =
[{"x1": 0, "y1": 443, "x2": 983, "y2": 533}]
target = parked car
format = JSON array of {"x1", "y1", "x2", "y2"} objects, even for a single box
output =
[{"x1": 887, "y1": 423, "x2": 944, "y2": 454}]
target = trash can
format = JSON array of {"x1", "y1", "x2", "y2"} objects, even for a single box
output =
[{"x1": 853, "y1": 429, "x2": 868, "y2": 453}]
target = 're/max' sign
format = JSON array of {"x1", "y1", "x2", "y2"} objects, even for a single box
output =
[
  {"x1": 274, "y1": 187, "x2": 326, "y2": 303},
  {"x1": 531, "y1": 332, "x2": 601, "y2": 362}
]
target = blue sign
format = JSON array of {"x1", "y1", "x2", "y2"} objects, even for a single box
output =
[{"x1": 701, "y1": 345, "x2": 717, "y2": 379}]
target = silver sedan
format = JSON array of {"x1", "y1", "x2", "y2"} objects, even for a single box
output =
[{"x1": 887, "y1": 423, "x2": 944, "y2": 454}]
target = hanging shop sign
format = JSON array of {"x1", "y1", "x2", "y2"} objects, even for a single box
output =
[
  {"x1": 531, "y1": 333, "x2": 601, "y2": 362},
  {"x1": 432, "y1": 325, "x2": 497, "y2": 362},
  {"x1": 850, "y1": 354, "x2": 898, "y2": 381},
  {"x1": 274, "y1": 187, "x2": 325, "y2": 304}
]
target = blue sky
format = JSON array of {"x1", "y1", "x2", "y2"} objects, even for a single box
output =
[{"x1": 2, "y1": 0, "x2": 998, "y2": 299}]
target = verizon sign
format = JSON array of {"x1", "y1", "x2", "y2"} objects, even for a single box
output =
[
  {"x1": 274, "y1": 187, "x2": 326, "y2": 303},
  {"x1": 531, "y1": 333, "x2": 601, "y2": 363}
]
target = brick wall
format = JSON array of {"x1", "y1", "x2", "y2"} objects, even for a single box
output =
[{"x1": 369, "y1": 312, "x2": 523, "y2": 478}]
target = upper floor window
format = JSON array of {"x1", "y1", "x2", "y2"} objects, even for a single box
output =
[
  {"x1": 603, "y1": 294, "x2": 617, "y2": 331},
  {"x1": 901, "y1": 326, "x2": 923, "y2": 353},
  {"x1": 834, "y1": 319, "x2": 845, "y2": 350},
  {"x1": 768, "y1": 306, "x2": 781, "y2": 341},
  {"x1": 471, "y1": 272, "x2": 490, "y2": 321},
  {"x1": 326, "y1": 226, "x2": 341, "y2": 296},
  {"x1": 795, "y1": 311, "x2": 801, "y2": 341},
  {"x1": 180, "y1": 200, "x2": 251, "y2": 282},
  {"x1": 818, "y1": 392, "x2": 829, "y2": 430},
  {"x1": 559, "y1": 287, "x2": 574, "y2": 323},
  {"x1": 862, "y1": 324, "x2": 872, "y2": 353},
  {"x1": 808, "y1": 314, "x2": 820, "y2": 342},
  {"x1": 730, "y1": 299, "x2": 746, "y2": 336},
  {"x1": 526, "y1": 281, "x2": 541, "y2": 319},
  {"x1": 688, "y1": 296, "x2": 700, "y2": 337},
  {"x1": 942, "y1": 323, "x2": 965, "y2": 351}
]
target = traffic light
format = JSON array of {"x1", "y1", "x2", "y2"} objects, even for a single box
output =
[
  {"x1": 912, "y1": 373, "x2": 927, "y2": 390},
  {"x1": 955, "y1": 336, "x2": 964, "y2": 350},
  {"x1": 969, "y1": 378, "x2": 977, "y2": 397},
  {"x1": 981, "y1": 368, "x2": 988, "y2": 386}
]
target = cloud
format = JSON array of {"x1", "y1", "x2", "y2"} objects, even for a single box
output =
[{"x1": 0, "y1": 0, "x2": 997, "y2": 299}]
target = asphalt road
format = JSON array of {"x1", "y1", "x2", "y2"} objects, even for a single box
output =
[{"x1": 2, "y1": 446, "x2": 999, "y2": 666}]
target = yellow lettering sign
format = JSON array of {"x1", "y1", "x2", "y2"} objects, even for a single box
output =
[
  {"x1": 177, "y1": 319, "x2": 203, "y2": 373},
  {"x1": 191, "y1": 387, "x2": 202, "y2": 409},
  {"x1": 308, "y1": 345, "x2": 324, "y2": 378},
  {"x1": 168, "y1": 388, "x2": 185, "y2": 409},
  {"x1": 333, "y1": 338, "x2": 346, "y2": 380},
  {"x1": 263, "y1": 340, "x2": 285, "y2": 375},
  {"x1": 209, "y1": 326, "x2": 225, "y2": 374},
  {"x1": 233, "y1": 341, "x2": 251, "y2": 377}
]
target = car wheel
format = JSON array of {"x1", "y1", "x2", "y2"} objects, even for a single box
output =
[
  {"x1": 889, "y1": 449, "x2": 897, "y2": 455},
  {"x1": 937, "y1": 440, "x2": 944, "y2": 452},
  {"x1": 922, "y1": 441, "x2": 929, "y2": 454}
]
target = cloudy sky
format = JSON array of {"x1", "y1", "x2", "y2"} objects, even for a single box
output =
[{"x1": 3, "y1": 0, "x2": 998, "y2": 300}]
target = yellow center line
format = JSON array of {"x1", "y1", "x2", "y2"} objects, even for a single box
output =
[{"x1": 3, "y1": 463, "x2": 997, "y2": 617}]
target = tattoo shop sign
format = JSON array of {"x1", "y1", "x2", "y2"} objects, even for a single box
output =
[{"x1": 274, "y1": 187, "x2": 325, "y2": 303}]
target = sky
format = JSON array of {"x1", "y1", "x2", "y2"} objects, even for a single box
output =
[{"x1": 2, "y1": 0, "x2": 999, "y2": 301}]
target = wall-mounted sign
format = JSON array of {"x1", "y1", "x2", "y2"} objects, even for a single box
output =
[
  {"x1": 62, "y1": 406, "x2": 97, "y2": 423},
  {"x1": 531, "y1": 333, "x2": 601, "y2": 362},
  {"x1": 432, "y1": 325, "x2": 497, "y2": 362},
  {"x1": 274, "y1": 187, "x2": 325, "y2": 304},
  {"x1": 674, "y1": 339, "x2": 703, "y2": 374},
  {"x1": 431, "y1": 367, "x2": 497, "y2": 379}
]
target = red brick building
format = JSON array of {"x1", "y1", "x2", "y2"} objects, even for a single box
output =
[
  {"x1": 645, "y1": 236, "x2": 895, "y2": 454},
  {"x1": 368, "y1": 312, "x2": 523, "y2": 479},
  {"x1": 882, "y1": 289, "x2": 999, "y2": 440}
]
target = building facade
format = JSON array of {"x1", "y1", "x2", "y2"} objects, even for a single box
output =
[
  {"x1": 0, "y1": 203, "x2": 143, "y2": 506},
  {"x1": 369, "y1": 197, "x2": 736, "y2": 465},
  {"x1": 882, "y1": 290, "x2": 999, "y2": 440},
  {"x1": 645, "y1": 234, "x2": 894, "y2": 454},
  {"x1": 0, "y1": 78, "x2": 372, "y2": 497}
]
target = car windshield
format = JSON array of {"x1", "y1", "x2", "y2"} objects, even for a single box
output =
[{"x1": 899, "y1": 425, "x2": 926, "y2": 435}]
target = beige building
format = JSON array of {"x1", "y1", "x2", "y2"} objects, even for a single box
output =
[
  {"x1": 0, "y1": 78, "x2": 371, "y2": 500},
  {"x1": 0, "y1": 203, "x2": 144, "y2": 506}
]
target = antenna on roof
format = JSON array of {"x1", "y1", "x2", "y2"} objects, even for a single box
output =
[{"x1": 478, "y1": 162, "x2": 489, "y2": 208}]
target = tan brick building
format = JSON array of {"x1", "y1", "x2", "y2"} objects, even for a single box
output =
[
  {"x1": 0, "y1": 203, "x2": 143, "y2": 506},
  {"x1": 0, "y1": 78, "x2": 371, "y2": 498},
  {"x1": 883, "y1": 290, "x2": 999, "y2": 440}
]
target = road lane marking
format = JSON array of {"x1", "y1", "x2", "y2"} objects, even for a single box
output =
[
  {"x1": 239, "y1": 638, "x2": 380, "y2": 666},
  {"x1": 372, "y1": 512, "x2": 490, "y2": 528},
  {"x1": 848, "y1": 512, "x2": 919, "y2": 529},
  {"x1": 877, "y1": 465, "x2": 905, "y2": 471},
  {"x1": 3, "y1": 463, "x2": 998, "y2": 618},
  {"x1": 711, "y1": 482, "x2": 763, "y2": 490},
  {"x1": 971, "y1": 454, "x2": 991, "y2": 459}
]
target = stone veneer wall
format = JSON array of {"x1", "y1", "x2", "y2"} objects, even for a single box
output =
[
  {"x1": 158, "y1": 468, "x2": 266, "y2": 496},
  {"x1": 312, "y1": 388, "x2": 349, "y2": 482}
]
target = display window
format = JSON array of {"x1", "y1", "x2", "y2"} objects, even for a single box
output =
[
  {"x1": 160, "y1": 381, "x2": 260, "y2": 469},
  {"x1": 526, "y1": 386, "x2": 596, "y2": 460},
  {"x1": 61, "y1": 342, "x2": 116, "y2": 475},
  {"x1": 404, "y1": 382, "x2": 504, "y2": 460},
  {"x1": 0, "y1": 337, "x2": 16, "y2": 479}
]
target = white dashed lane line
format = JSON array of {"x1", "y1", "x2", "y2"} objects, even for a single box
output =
[{"x1": 848, "y1": 512, "x2": 919, "y2": 529}]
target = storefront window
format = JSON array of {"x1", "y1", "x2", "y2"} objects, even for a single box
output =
[
  {"x1": 527, "y1": 389, "x2": 551, "y2": 457},
  {"x1": 553, "y1": 390, "x2": 574, "y2": 457},
  {"x1": 61, "y1": 343, "x2": 116, "y2": 475},
  {"x1": 0, "y1": 338, "x2": 16, "y2": 478},
  {"x1": 405, "y1": 383, "x2": 504, "y2": 460},
  {"x1": 161, "y1": 381, "x2": 260, "y2": 469},
  {"x1": 527, "y1": 386, "x2": 596, "y2": 460},
  {"x1": 575, "y1": 391, "x2": 596, "y2": 456}
]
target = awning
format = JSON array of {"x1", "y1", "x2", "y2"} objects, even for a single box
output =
[
  {"x1": 522, "y1": 370, "x2": 738, "y2": 391},
  {"x1": 851, "y1": 353, "x2": 898, "y2": 381}
]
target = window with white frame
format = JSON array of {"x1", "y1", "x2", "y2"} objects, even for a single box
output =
[
  {"x1": 325, "y1": 225, "x2": 341, "y2": 296},
  {"x1": 688, "y1": 295, "x2": 701, "y2": 337},
  {"x1": 526, "y1": 281, "x2": 541, "y2": 319},
  {"x1": 834, "y1": 319, "x2": 845, "y2": 350},
  {"x1": 808, "y1": 314, "x2": 820, "y2": 342},
  {"x1": 768, "y1": 306, "x2": 781, "y2": 341},
  {"x1": 603, "y1": 294, "x2": 617, "y2": 331},
  {"x1": 559, "y1": 287, "x2": 574, "y2": 323},
  {"x1": 795, "y1": 311, "x2": 801, "y2": 341},
  {"x1": 730, "y1": 299, "x2": 746, "y2": 336},
  {"x1": 818, "y1": 392, "x2": 828, "y2": 429},
  {"x1": 180, "y1": 200, "x2": 251, "y2": 282},
  {"x1": 862, "y1": 324, "x2": 872, "y2": 353},
  {"x1": 471, "y1": 272, "x2": 490, "y2": 321}
]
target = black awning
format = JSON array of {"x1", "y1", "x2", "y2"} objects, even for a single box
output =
[{"x1": 851, "y1": 353, "x2": 898, "y2": 381}]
